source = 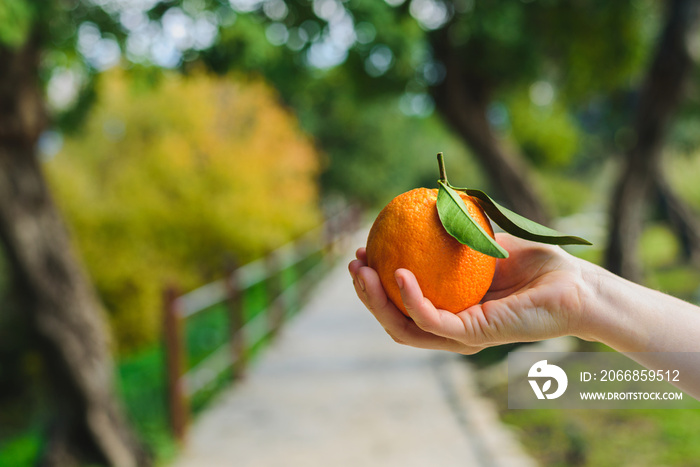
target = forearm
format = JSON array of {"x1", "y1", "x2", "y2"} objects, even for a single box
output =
[
  {"x1": 578, "y1": 261, "x2": 700, "y2": 352},
  {"x1": 577, "y1": 260, "x2": 700, "y2": 399}
]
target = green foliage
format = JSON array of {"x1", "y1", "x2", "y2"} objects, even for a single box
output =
[
  {"x1": 197, "y1": 0, "x2": 658, "y2": 209},
  {"x1": 0, "y1": 431, "x2": 41, "y2": 467},
  {"x1": 639, "y1": 223, "x2": 680, "y2": 270},
  {"x1": 205, "y1": 14, "x2": 284, "y2": 74},
  {"x1": 538, "y1": 171, "x2": 593, "y2": 218},
  {"x1": 506, "y1": 88, "x2": 581, "y2": 168},
  {"x1": 33, "y1": 0, "x2": 663, "y2": 210},
  {"x1": 0, "y1": 0, "x2": 33, "y2": 48},
  {"x1": 667, "y1": 149, "x2": 700, "y2": 212},
  {"x1": 116, "y1": 346, "x2": 178, "y2": 464},
  {"x1": 294, "y1": 73, "x2": 484, "y2": 207},
  {"x1": 648, "y1": 265, "x2": 700, "y2": 299},
  {"x1": 45, "y1": 70, "x2": 321, "y2": 352},
  {"x1": 307, "y1": 103, "x2": 457, "y2": 205},
  {"x1": 639, "y1": 222, "x2": 700, "y2": 299},
  {"x1": 531, "y1": 0, "x2": 656, "y2": 101},
  {"x1": 439, "y1": 0, "x2": 652, "y2": 96}
]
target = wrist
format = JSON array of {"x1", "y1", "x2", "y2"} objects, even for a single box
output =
[
  {"x1": 573, "y1": 258, "x2": 651, "y2": 351},
  {"x1": 567, "y1": 256, "x2": 606, "y2": 342}
]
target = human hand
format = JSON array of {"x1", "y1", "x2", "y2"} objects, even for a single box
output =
[{"x1": 348, "y1": 233, "x2": 592, "y2": 354}]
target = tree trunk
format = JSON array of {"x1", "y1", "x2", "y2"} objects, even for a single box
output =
[
  {"x1": 430, "y1": 28, "x2": 549, "y2": 225},
  {"x1": 604, "y1": 0, "x2": 700, "y2": 281},
  {"x1": 0, "y1": 38, "x2": 150, "y2": 466}
]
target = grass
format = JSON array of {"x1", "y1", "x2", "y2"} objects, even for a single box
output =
[
  {"x1": 498, "y1": 399, "x2": 700, "y2": 467},
  {"x1": 0, "y1": 432, "x2": 42, "y2": 467}
]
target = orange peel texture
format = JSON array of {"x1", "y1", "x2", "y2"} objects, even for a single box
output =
[{"x1": 366, "y1": 188, "x2": 497, "y2": 316}]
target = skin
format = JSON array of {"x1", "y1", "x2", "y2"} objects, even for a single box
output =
[{"x1": 348, "y1": 233, "x2": 700, "y2": 398}]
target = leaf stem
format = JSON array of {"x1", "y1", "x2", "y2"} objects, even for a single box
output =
[{"x1": 437, "y1": 152, "x2": 447, "y2": 184}]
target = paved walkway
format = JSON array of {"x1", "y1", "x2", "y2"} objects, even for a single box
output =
[{"x1": 172, "y1": 237, "x2": 537, "y2": 467}]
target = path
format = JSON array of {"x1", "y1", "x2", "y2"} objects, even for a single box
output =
[{"x1": 172, "y1": 233, "x2": 537, "y2": 467}]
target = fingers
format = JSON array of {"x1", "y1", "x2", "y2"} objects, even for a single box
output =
[
  {"x1": 395, "y1": 269, "x2": 492, "y2": 346},
  {"x1": 482, "y1": 282, "x2": 524, "y2": 302},
  {"x1": 348, "y1": 240, "x2": 566, "y2": 352},
  {"x1": 353, "y1": 266, "x2": 410, "y2": 337},
  {"x1": 467, "y1": 292, "x2": 562, "y2": 346},
  {"x1": 348, "y1": 258, "x2": 365, "y2": 282},
  {"x1": 348, "y1": 263, "x2": 464, "y2": 351}
]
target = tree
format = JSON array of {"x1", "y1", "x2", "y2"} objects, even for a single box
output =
[
  {"x1": 0, "y1": 4, "x2": 149, "y2": 466},
  {"x1": 62, "y1": 1, "x2": 652, "y2": 221},
  {"x1": 605, "y1": 0, "x2": 700, "y2": 281},
  {"x1": 429, "y1": 23, "x2": 547, "y2": 222},
  {"x1": 192, "y1": 0, "x2": 649, "y2": 223}
]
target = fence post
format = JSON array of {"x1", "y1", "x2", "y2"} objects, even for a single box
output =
[
  {"x1": 293, "y1": 239, "x2": 312, "y2": 307},
  {"x1": 163, "y1": 286, "x2": 188, "y2": 444},
  {"x1": 323, "y1": 213, "x2": 338, "y2": 265},
  {"x1": 265, "y1": 253, "x2": 285, "y2": 336},
  {"x1": 225, "y1": 262, "x2": 246, "y2": 380}
]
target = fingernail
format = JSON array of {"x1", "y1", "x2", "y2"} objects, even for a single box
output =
[
  {"x1": 358, "y1": 277, "x2": 366, "y2": 292},
  {"x1": 395, "y1": 274, "x2": 404, "y2": 290}
]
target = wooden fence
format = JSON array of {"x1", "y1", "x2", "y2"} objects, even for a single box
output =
[{"x1": 162, "y1": 205, "x2": 363, "y2": 442}]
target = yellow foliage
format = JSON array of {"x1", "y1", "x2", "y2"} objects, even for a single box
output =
[{"x1": 45, "y1": 69, "x2": 321, "y2": 353}]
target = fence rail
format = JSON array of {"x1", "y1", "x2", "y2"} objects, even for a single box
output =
[{"x1": 162, "y1": 205, "x2": 362, "y2": 443}]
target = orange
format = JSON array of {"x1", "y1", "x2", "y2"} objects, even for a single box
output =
[{"x1": 366, "y1": 188, "x2": 497, "y2": 315}]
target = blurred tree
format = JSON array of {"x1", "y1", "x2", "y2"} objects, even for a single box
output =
[
  {"x1": 605, "y1": 0, "x2": 700, "y2": 281},
  {"x1": 289, "y1": 71, "x2": 483, "y2": 205},
  {"x1": 179, "y1": 0, "x2": 649, "y2": 223},
  {"x1": 46, "y1": 69, "x2": 321, "y2": 351},
  {"x1": 0, "y1": 0, "x2": 692, "y2": 461},
  {"x1": 0, "y1": 3, "x2": 150, "y2": 466},
  {"x1": 39, "y1": 0, "x2": 655, "y2": 219}
]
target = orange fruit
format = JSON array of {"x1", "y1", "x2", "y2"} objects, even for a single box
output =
[{"x1": 366, "y1": 188, "x2": 497, "y2": 315}]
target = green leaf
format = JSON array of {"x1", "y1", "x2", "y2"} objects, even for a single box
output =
[
  {"x1": 436, "y1": 181, "x2": 509, "y2": 259},
  {"x1": 462, "y1": 188, "x2": 592, "y2": 246}
]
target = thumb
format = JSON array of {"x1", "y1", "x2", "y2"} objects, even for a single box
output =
[
  {"x1": 395, "y1": 268, "x2": 433, "y2": 317},
  {"x1": 475, "y1": 292, "x2": 558, "y2": 343},
  {"x1": 395, "y1": 269, "x2": 475, "y2": 341}
]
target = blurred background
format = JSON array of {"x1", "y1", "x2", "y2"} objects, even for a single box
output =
[{"x1": 2, "y1": 0, "x2": 700, "y2": 465}]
